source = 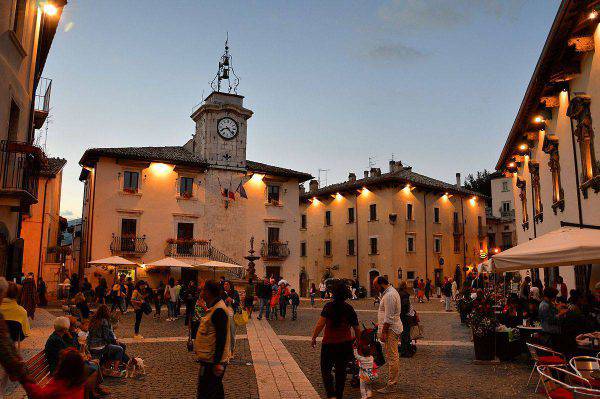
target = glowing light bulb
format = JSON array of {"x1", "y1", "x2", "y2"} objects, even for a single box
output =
[{"x1": 43, "y1": 3, "x2": 58, "y2": 15}]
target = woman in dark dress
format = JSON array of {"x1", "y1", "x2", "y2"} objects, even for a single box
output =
[
  {"x1": 37, "y1": 277, "x2": 47, "y2": 307},
  {"x1": 311, "y1": 281, "x2": 360, "y2": 399}
]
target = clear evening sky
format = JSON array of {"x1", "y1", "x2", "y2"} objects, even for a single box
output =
[{"x1": 41, "y1": 0, "x2": 560, "y2": 219}]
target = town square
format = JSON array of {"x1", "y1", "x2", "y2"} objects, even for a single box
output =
[{"x1": 1, "y1": 1, "x2": 600, "y2": 398}]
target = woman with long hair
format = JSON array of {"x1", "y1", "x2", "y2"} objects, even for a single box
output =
[
  {"x1": 87, "y1": 304, "x2": 128, "y2": 377},
  {"x1": 311, "y1": 281, "x2": 359, "y2": 399},
  {"x1": 131, "y1": 280, "x2": 149, "y2": 339},
  {"x1": 95, "y1": 278, "x2": 108, "y2": 305},
  {"x1": 24, "y1": 347, "x2": 87, "y2": 398}
]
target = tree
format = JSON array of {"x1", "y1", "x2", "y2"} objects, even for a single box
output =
[{"x1": 463, "y1": 169, "x2": 492, "y2": 197}]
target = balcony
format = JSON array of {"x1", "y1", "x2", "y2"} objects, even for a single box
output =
[
  {"x1": 34, "y1": 78, "x2": 52, "y2": 129},
  {"x1": 0, "y1": 140, "x2": 44, "y2": 206},
  {"x1": 110, "y1": 234, "x2": 148, "y2": 257},
  {"x1": 500, "y1": 209, "x2": 515, "y2": 220},
  {"x1": 164, "y1": 239, "x2": 239, "y2": 265},
  {"x1": 260, "y1": 241, "x2": 290, "y2": 260}
]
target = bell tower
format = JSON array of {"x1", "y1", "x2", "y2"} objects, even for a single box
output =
[{"x1": 190, "y1": 38, "x2": 253, "y2": 170}]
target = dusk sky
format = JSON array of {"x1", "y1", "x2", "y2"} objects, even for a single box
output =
[{"x1": 42, "y1": 0, "x2": 561, "y2": 219}]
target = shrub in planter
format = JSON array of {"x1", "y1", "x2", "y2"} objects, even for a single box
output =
[{"x1": 467, "y1": 292, "x2": 498, "y2": 361}]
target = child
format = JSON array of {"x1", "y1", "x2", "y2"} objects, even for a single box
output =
[
  {"x1": 289, "y1": 289, "x2": 300, "y2": 321},
  {"x1": 354, "y1": 340, "x2": 377, "y2": 399},
  {"x1": 269, "y1": 287, "x2": 279, "y2": 321}
]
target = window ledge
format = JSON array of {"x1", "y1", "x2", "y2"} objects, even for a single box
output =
[
  {"x1": 119, "y1": 190, "x2": 142, "y2": 197},
  {"x1": 369, "y1": 252, "x2": 379, "y2": 256},
  {"x1": 324, "y1": 254, "x2": 333, "y2": 258},
  {"x1": 177, "y1": 195, "x2": 197, "y2": 201},
  {"x1": 7, "y1": 30, "x2": 27, "y2": 59},
  {"x1": 346, "y1": 221, "x2": 355, "y2": 224},
  {"x1": 265, "y1": 202, "x2": 283, "y2": 207},
  {"x1": 300, "y1": 227, "x2": 307, "y2": 231},
  {"x1": 347, "y1": 253, "x2": 356, "y2": 257},
  {"x1": 368, "y1": 219, "x2": 379, "y2": 222},
  {"x1": 324, "y1": 224, "x2": 332, "y2": 227}
]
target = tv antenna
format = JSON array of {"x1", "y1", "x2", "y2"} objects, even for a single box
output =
[
  {"x1": 318, "y1": 168, "x2": 330, "y2": 187},
  {"x1": 368, "y1": 157, "x2": 377, "y2": 169}
]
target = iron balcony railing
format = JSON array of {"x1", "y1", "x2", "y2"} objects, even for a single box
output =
[
  {"x1": 165, "y1": 240, "x2": 239, "y2": 265},
  {"x1": 500, "y1": 209, "x2": 515, "y2": 220},
  {"x1": 34, "y1": 77, "x2": 52, "y2": 129},
  {"x1": 260, "y1": 242, "x2": 290, "y2": 260},
  {"x1": 110, "y1": 234, "x2": 148, "y2": 256},
  {"x1": 0, "y1": 140, "x2": 43, "y2": 203}
]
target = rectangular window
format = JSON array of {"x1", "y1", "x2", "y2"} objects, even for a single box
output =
[
  {"x1": 123, "y1": 171, "x2": 139, "y2": 193},
  {"x1": 324, "y1": 240, "x2": 332, "y2": 256},
  {"x1": 325, "y1": 211, "x2": 331, "y2": 226},
  {"x1": 347, "y1": 239, "x2": 355, "y2": 256},
  {"x1": 501, "y1": 201, "x2": 511, "y2": 213},
  {"x1": 176, "y1": 222, "x2": 194, "y2": 255},
  {"x1": 453, "y1": 235, "x2": 461, "y2": 253},
  {"x1": 179, "y1": 177, "x2": 194, "y2": 197},
  {"x1": 406, "y1": 271, "x2": 415, "y2": 280},
  {"x1": 406, "y1": 204, "x2": 413, "y2": 221},
  {"x1": 370, "y1": 237, "x2": 378, "y2": 254},
  {"x1": 268, "y1": 227, "x2": 280, "y2": 244},
  {"x1": 301, "y1": 214, "x2": 307, "y2": 229},
  {"x1": 369, "y1": 204, "x2": 377, "y2": 221},
  {"x1": 121, "y1": 219, "x2": 137, "y2": 252},
  {"x1": 8, "y1": 100, "x2": 20, "y2": 141},
  {"x1": 502, "y1": 181, "x2": 509, "y2": 192},
  {"x1": 348, "y1": 207, "x2": 355, "y2": 223},
  {"x1": 267, "y1": 185, "x2": 280, "y2": 205},
  {"x1": 406, "y1": 235, "x2": 415, "y2": 252},
  {"x1": 434, "y1": 236, "x2": 442, "y2": 253},
  {"x1": 434, "y1": 207, "x2": 440, "y2": 223},
  {"x1": 12, "y1": 0, "x2": 26, "y2": 38},
  {"x1": 300, "y1": 242, "x2": 307, "y2": 257}
]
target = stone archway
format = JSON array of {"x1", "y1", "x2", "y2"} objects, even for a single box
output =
[
  {"x1": 299, "y1": 271, "x2": 308, "y2": 297},
  {"x1": 368, "y1": 269, "x2": 379, "y2": 297}
]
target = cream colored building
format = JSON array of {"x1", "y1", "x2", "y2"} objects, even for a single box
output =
[
  {"x1": 299, "y1": 162, "x2": 487, "y2": 295},
  {"x1": 0, "y1": 0, "x2": 66, "y2": 279},
  {"x1": 78, "y1": 91, "x2": 311, "y2": 289},
  {"x1": 486, "y1": 172, "x2": 517, "y2": 252},
  {"x1": 497, "y1": 0, "x2": 600, "y2": 291}
]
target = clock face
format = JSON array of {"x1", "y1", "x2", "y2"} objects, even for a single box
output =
[{"x1": 217, "y1": 117, "x2": 238, "y2": 140}]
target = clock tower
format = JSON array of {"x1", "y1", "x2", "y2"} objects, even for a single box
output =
[{"x1": 190, "y1": 40, "x2": 253, "y2": 170}]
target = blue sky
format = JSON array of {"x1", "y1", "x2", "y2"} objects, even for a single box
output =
[{"x1": 42, "y1": 0, "x2": 560, "y2": 219}]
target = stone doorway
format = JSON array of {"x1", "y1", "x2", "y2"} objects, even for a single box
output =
[{"x1": 299, "y1": 271, "x2": 307, "y2": 297}]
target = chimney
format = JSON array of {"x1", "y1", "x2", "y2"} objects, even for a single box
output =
[
  {"x1": 456, "y1": 173, "x2": 461, "y2": 188},
  {"x1": 370, "y1": 167, "x2": 381, "y2": 177},
  {"x1": 389, "y1": 160, "x2": 403, "y2": 173},
  {"x1": 364, "y1": 170, "x2": 369, "y2": 178},
  {"x1": 389, "y1": 160, "x2": 395, "y2": 173},
  {"x1": 348, "y1": 172, "x2": 356, "y2": 183},
  {"x1": 309, "y1": 179, "x2": 319, "y2": 193},
  {"x1": 299, "y1": 184, "x2": 306, "y2": 195}
]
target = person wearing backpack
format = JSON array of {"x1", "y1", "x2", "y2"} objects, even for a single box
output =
[{"x1": 289, "y1": 289, "x2": 300, "y2": 321}]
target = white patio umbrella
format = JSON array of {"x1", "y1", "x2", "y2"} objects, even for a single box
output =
[
  {"x1": 492, "y1": 226, "x2": 600, "y2": 272},
  {"x1": 88, "y1": 256, "x2": 138, "y2": 266},
  {"x1": 145, "y1": 257, "x2": 194, "y2": 270},
  {"x1": 195, "y1": 260, "x2": 243, "y2": 279}
]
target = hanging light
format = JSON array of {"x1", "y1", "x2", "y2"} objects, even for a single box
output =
[
  {"x1": 590, "y1": 10, "x2": 598, "y2": 20},
  {"x1": 42, "y1": 2, "x2": 58, "y2": 15}
]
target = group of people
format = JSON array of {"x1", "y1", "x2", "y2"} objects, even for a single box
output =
[{"x1": 255, "y1": 277, "x2": 301, "y2": 321}]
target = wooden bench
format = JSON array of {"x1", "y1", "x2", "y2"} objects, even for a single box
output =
[{"x1": 24, "y1": 350, "x2": 51, "y2": 387}]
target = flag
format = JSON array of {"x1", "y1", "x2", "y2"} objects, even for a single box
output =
[{"x1": 236, "y1": 180, "x2": 248, "y2": 199}]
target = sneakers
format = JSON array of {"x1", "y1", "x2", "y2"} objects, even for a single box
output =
[
  {"x1": 377, "y1": 385, "x2": 397, "y2": 394},
  {"x1": 133, "y1": 334, "x2": 144, "y2": 339}
]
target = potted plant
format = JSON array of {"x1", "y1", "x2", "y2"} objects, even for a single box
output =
[
  {"x1": 455, "y1": 290, "x2": 473, "y2": 324},
  {"x1": 467, "y1": 292, "x2": 498, "y2": 361}
]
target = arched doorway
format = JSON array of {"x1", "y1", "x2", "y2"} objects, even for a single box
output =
[
  {"x1": 299, "y1": 271, "x2": 308, "y2": 297},
  {"x1": 0, "y1": 223, "x2": 8, "y2": 278},
  {"x1": 368, "y1": 269, "x2": 379, "y2": 297}
]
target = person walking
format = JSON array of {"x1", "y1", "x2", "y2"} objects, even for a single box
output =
[
  {"x1": 290, "y1": 289, "x2": 300, "y2": 321},
  {"x1": 319, "y1": 280, "x2": 327, "y2": 300},
  {"x1": 412, "y1": 277, "x2": 419, "y2": 299},
  {"x1": 424, "y1": 278, "x2": 431, "y2": 302},
  {"x1": 279, "y1": 283, "x2": 290, "y2": 319},
  {"x1": 311, "y1": 281, "x2": 359, "y2": 399},
  {"x1": 19, "y1": 272, "x2": 37, "y2": 319},
  {"x1": 244, "y1": 278, "x2": 255, "y2": 319},
  {"x1": 95, "y1": 278, "x2": 108, "y2": 305},
  {"x1": 397, "y1": 281, "x2": 414, "y2": 357},
  {"x1": 309, "y1": 283, "x2": 317, "y2": 307},
  {"x1": 185, "y1": 281, "x2": 199, "y2": 326},
  {"x1": 110, "y1": 275, "x2": 127, "y2": 314},
  {"x1": 165, "y1": 278, "x2": 178, "y2": 321},
  {"x1": 451, "y1": 278, "x2": 458, "y2": 300},
  {"x1": 443, "y1": 279, "x2": 453, "y2": 312},
  {"x1": 131, "y1": 280, "x2": 150, "y2": 339},
  {"x1": 417, "y1": 279, "x2": 425, "y2": 303},
  {"x1": 124, "y1": 277, "x2": 134, "y2": 312},
  {"x1": 37, "y1": 277, "x2": 47, "y2": 307},
  {"x1": 194, "y1": 280, "x2": 232, "y2": 399},
  {"x1": 373, "y1": 276, "x2": 402, "y2": 394},
  {"x1": 257, "y1": 278, "x2": 271, "y2": 320}
]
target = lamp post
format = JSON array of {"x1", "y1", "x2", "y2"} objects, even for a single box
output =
[{"x1": 244, "y1": 237, "x2": 260, "y2": 281}]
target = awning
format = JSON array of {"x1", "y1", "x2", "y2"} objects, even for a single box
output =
[
  {"x1": 88, "y1": 256, "x2": 138, "y2": 266},
  {"x1": 145, "y1": 257, "x2": 194, "y2": 269},
  {"x1": 492, "y1": 227, "x2": 600, "y2": 272}
]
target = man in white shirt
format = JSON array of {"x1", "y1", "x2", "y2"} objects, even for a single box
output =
[{"x1": 373, "y1": 276, "x2": 402, "y2": 393}]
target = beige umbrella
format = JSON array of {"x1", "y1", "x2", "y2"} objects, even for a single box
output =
[
  {"x1": 194, "y1": 260, "x2": 243, "y2": 279},
  {"x1": 145, "y1": 257, "x2": 194, "y2": 270},
  {"x1": 88, "y1": 256, "x2": 138, "y2": 266},
  {"x1": 492, "y1": 226, "x2": 600, "y2": 272}
]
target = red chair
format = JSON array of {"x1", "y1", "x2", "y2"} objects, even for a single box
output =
[
  {"x1": 570, "y1": 357, "x2": 600, "y2": 389},
  {"x1": 574, "y1": 387, "x2": 600, "y2": 398},
  {"x1": 527, "y1": 343, "x2": 567, "y2": 390},
  {"x1": 538, "y1": 366, "x2": 592, "y2": 399}
]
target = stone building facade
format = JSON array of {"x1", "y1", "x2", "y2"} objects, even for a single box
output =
[
  {"x1": 497, "y1": 0, "x2": 600, "y2": 291},
  {"x1": 486, "y1": 172, "x2": 517, "y2": 252},
  {"x1": 299, "y1": 162, "x2": 487, "y2": 295},
  {"x1": 78, "y1": 91, "x2": 311, "y2": 289},
  {"x1": 0, "y1": 0, "x2": 66, "y2": 279}
]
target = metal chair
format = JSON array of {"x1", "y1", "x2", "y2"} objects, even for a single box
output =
[
  {"x1": 574, "y1": 387, "x2": 600, "y2": 398},
  {"x1": 527, "y1": 342, "x2": 567, "y2": 390},
  {"x1": 570, "y1": 357, "x2": 600, "y2": 389},
  {"x1": 538, "y1": 366, "x2": 592, "y2": 399}
]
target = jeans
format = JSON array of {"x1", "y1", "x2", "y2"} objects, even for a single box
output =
[
  {"x1": 104, "y1": 343, "x2": 129, "y2": 363},
  {"x1": 321, "y1": 341, "x2": 353, "y2": 399},
  {"x1": 185, "y1": 300, "x2": 195, "y2": 325},
  {"x1": 134, "y1": 309, "x2": 143, "y2": 334},
  {"x1": 444, "y1": 296, "x2": 451, "y2": 311},
  {"x1": 400, "y1": 316, "x2": 412, "y2": 354},
  {"x1": 167, "y1": 301, "x2": 176, "y2": 318},
  {"x1": 310, "y1": 294, "x2": 315, "y2": 307},
  {"x1": 291, "y1": 304, "x2": 298, "y2": 320},
  {"x1": 111, "y1": 296, "x2": 125, "y2": 313},
  {"x1": 197, "y1": 362, "x2": 226, "y2": 399},
  {"x1": 279, "y1": 299, "x2": 288, "y2": 318},
  {"x1": 383, "y1": 331, "x2": 400, "y2": 386},
  {"x1": 258, "y1": 298, "x2": 270, "y2": 319},
  {"x1": 191, "y1": 320, "x2": 200, "y2": 340}
]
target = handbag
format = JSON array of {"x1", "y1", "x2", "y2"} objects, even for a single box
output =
[{"x1": 233, "y1": 310, "x2": 249, "y2": 326}]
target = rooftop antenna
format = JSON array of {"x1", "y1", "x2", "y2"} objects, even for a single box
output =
[
  {"x1": 318, "y1": 168, "x2": 330, "y2": 187},
  {"x1": 210, "y1": 32, "x2": 240, "y2": 94},
  {"x1": 368, "y1": 156, "x2": 376, "y2": 169}
]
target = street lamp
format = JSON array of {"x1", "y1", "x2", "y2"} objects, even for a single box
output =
[{"x1": 42, "y1": 2, "x2": 58, "y2": 16}]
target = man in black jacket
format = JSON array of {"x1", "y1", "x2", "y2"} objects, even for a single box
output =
[{"x1": 257, "y1": 278, "x2": 272, "y2": 320}]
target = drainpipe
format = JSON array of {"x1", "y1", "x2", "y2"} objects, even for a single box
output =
[
  {"x1": 36, "y1": 178, "x2": 50, "y2": 279},
  {"x1": 566, "y1": 87, "x2": 584, "y2": 226},
  {"x1": 423, "y1": 190, "x2": 428, "y2": 279},
  {"x1": 460, "y1": 196, "x2": 466, "y2": 287},
  {"x1": 355, "y1": 191, "x2": 360, "y2": 285}
]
